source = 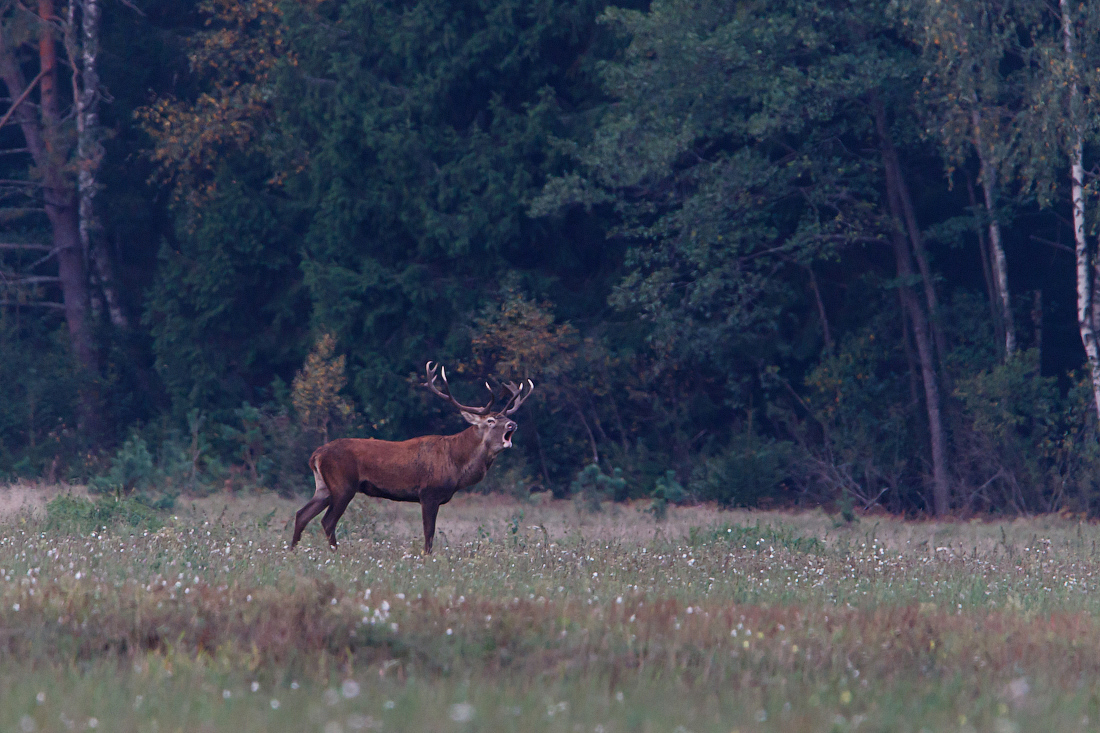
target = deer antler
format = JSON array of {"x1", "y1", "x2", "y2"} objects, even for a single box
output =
[
  {"x1": 424, "y1": 362, "x2": 495, "y2": 416},
  {"x1": 499, "y1": 378, "x2": 535, "y2": 416}
]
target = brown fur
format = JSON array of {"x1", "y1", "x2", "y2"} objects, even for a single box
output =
[{"x1": 291, "y1": 415, "x2": 518, "y2": 553}]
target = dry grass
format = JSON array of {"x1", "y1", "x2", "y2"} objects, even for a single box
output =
[{"x1": 5, "y1": 487, "x2": 1100, "y2": 731}]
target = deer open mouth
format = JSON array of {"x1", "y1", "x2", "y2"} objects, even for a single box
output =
[{"x1": 502, "y1": 427, "x2": 516, "y2": 448}]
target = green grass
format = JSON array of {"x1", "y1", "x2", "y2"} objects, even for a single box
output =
[{"x1": 5, "y1": 496, "x2": 1100, "y2": 730}]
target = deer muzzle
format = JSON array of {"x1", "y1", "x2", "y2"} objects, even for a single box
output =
[{"x1": 503, "y1": 421, "x2": 517, "y2": 448}]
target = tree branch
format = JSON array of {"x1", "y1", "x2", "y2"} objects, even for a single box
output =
[
  {"x1": 0, "y1": 242, "x2": 50, "y2": 250},
  {"x1": 0, "y1": 64, "x2": 46, "y2": 132},
  {"x1": 0, "y1": 299, "x2": 64, "y2": 309},
  {"x1": 1029, "y1": 234, "x2": 1074, "y2": 254},
  {"x1": 0, "y1": 15, "x2": 48, "y2": 165},
  {"x1": 2, "y1": 275, "x2": 59, "y2": 284}
]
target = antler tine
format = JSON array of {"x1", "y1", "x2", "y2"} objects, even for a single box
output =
[
  {"x1": 500, "y1": 378, "x2": 535, "y2": 416},
  {"x1": 423, "y1": 361, "x2": 495, "y2": 415}
]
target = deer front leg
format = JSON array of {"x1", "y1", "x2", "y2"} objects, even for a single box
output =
[{"x1": 420, "y1": 499, "x2": 441, "y2": 554}]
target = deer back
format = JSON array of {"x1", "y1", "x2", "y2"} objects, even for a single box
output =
[{"x1": 313, "y1": 428, "x2": 491, "y2": 500}]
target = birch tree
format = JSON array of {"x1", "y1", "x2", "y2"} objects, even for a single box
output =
[
  {"x1": 899, "y1": 0, "x2": 1033, "y2": 361},
  {"x1": 1019, "y1": 0, "x2": 1100, "y2": 421},
  {"x1": 1060, "y1": 0, "x2": 1099, "y2": 420},
  {"x1": 63, "y1": 0, "x2": 124, "y2": 330},
  {"x1": 0, "y1": 0, "x2": 113, "y2": 409}
]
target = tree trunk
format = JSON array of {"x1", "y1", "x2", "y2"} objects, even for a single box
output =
[
  {"x1": 572, "y1": 399, "x2": 599, "y2": 465},
  {"x1": 971, "y1": 106, "x2": 1015, "y2": 358},
  {"x1": 37, "y1": 0, "x2": 96, "y2": 378},
  {"x1": 0, "y1": 3, "x2": 101, "y2": 429},
  {"x1": 1061, "y1": 0, "x2": 1100, "y2": 422},
  {"x1": 874, "y1": 99, "x2": 948, "y2": 370},
  {"x1": 899, "y1": 294, "x2": 922, "y2": 408},
  {"x1": 1032, "y1": 290, "x2": 1042, "y2": 355},
  {"x1": 807, "y1": 264, "x2": 833, "y2": 352},
  {"x1": 966, "y1": 171, "x2": 1005, "y2": 348},
  {"x1": 49, "y1": 196, "x2": 95, "y2": 370},
  {"x1": 531, "y1": 417, "x2": 552, "y2": 490},
  {"x1": 874, "y1": 97, "x2": 951, "y2": 516},
  {"x1": 74, "y1": 0, "x2": 126, "y2": 331},
  {"x1": 0, "y1": 1, "x2": 100, "y2": 420}
]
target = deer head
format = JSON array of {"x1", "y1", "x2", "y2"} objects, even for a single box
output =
[{"x1": 424, "y1": 361, "x2": 534, "y2": 453}]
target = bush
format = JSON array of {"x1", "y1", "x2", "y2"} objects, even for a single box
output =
[
  {"x1": 690, "y1": 430, "x2": 793, "y2": 508},
  {"x1": 648, "y1": 470, "x2": 686, "y2": 521},
  {"x1": 792, "y1": 323, "x2": 922, "y2": 512},
  {"x1": 149, "y1": 404, "x2": 316, "y2": 497},
  {"x1": 0, "y1": 320, "x2": 87, "y2": 480},
  {"x1": 953, "y1": 350, "x2": 1100, "y2": 514},
  {"x1": 87, "y1": 432, "x2": 156, "y2": 494},
  {"x1": 474, "y1": 454, "x2": 536, "y2": 499},
  {"x1": 570, "y1": 463, "x2": 627, "y2": 513},
  {"x1": 44, "y1": 494, "x2": 169, "y2": 534}
]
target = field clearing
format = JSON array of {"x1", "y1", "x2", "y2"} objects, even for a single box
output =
[{"x1": 4, "y1": 487, "x2": 1100, "y2": 731}]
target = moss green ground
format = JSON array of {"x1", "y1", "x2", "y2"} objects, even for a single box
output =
[{"x1": 4, "y1": 488, "x2": 1100, "y2": 732}]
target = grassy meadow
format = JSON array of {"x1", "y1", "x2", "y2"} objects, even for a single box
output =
[{"x1": 4, "y1": 488, "x2": 1100, "y2": 732}]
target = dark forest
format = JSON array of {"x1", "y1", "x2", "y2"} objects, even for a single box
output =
[{"x1": 4, "y1": 0, "x2": 1100, "y2": 516}]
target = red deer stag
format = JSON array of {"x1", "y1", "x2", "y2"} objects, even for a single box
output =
[{"x1": 291, "y1": 362, "x2": 534, "y2": 553}]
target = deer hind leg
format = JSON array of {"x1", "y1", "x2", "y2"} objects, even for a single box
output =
[
  {"x1": 320, "y1": 491, "x2": 355, "y2": 550},
  {"x1": 291, "y1": 464, "x2": 332, "y2": 549}
]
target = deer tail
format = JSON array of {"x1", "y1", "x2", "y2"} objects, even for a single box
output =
[{"x1": 310, "y1": 453, "x2": 331, "y2": 498}]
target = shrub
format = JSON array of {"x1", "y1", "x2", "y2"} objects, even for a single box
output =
[
  {"x1": 792, "y1": 323, "x2": 921, "y2": 512},
  {"x1": 648, "y1": 470, "x2": 686, "y2": 521},
  {"x1": 690, "y1": 430, "x2": 793, "y2": 508},
  {"x1": 292, "y1": 333, "x2": 353, "y2": 444},
  {"x1": 570, "y1": 463, "x2": 626, "y2": 513},
  {"x1": 88, "y1": 432, "x2": 156, "y2": 495},
  {"x1": 953, "y1": 349, "x2": 1100, "y2": 514},
  {"x1": 44, "y1": 494, "x2": 168, "y2": 534}
]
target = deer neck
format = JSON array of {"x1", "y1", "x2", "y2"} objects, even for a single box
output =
[{"x1": 448, "y1": 425, "x2": 495, "y2": 486}]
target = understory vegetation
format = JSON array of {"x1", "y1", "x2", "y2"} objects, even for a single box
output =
[
  {"x1": 4, "y1": 497, "x2": 1100, "y2": 731},
  {"x1": 8, "y1": 0, "x2": 1100, "y2": 516}
]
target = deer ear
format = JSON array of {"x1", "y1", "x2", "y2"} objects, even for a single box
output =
[{"x1": 459, "y1": 411, "x2": 490, "y2": 426}]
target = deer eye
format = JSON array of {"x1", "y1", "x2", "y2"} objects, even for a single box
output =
[{"x1": 486, "y1": 417, "x2": 496, "y2": 426}]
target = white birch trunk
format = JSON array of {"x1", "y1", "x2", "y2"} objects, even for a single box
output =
[
  {"x1": 67, "y1": 0, "x2": 126, "y2": 329},
  {"x1": 1062, "y1": 0, "x2": 1100, "y2": 421},
  {"x1": 77, "y1": 0, "x2": 99, "y2": 261}
]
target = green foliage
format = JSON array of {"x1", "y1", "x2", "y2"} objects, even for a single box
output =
[
  {"x1": 143, "y1": 167, "x2": 309, "y2": 416},
  {"x1": 690, "y1": 429, "x2": 795, "y2": 509},
  {"x1": 796, "y1": 320, "x2": 921, "y2": 511},
  {"x1": 648, "y1": 470, "x2": 685, "y2": 521},
  {"x1": 6, "y1": 0, "x2": 1100, "y2": 521},
  {"x1": 249, "y1": 407, "x2": 317, "y2": 497},
  {"x1": 570, "y1": 463, "x2": 627, "y2": 513},
  {"x1": 202, "y1": 403, "x2": 316, "y2": 496},
  {"x1": 687, "y1": 521, "x2": 825, "y2": 555},
  {"x1": 475, "y1": 455, "x2": 536, "y2": 500},
  {"x1": 218, "y1": 404, "x2": 271, "y2": 489},
  {"x1": 85, "y1": 403, "x2": 316, "y2": 499},
  {"x1": 540, "y1": 0, "x2": 892, "y2": 381},
  {"x1": 0, "y1": 318, "x2": 84, "y2": 479},
  {"x1": 954, "y1": 350, "x2": 1100, "y2": 513},
  {"x1": 44, "y1": 494, "x2": 168, "y2": 535},
  {"x1": 274, "y1": 0, "x2": 613, "y2": 440},
  {"x1": 291, "y1": 333, "x2": 353, "y2": 443},
  {"x1": 87, "y1": 432, "x2": 156, "y2": 495}
]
